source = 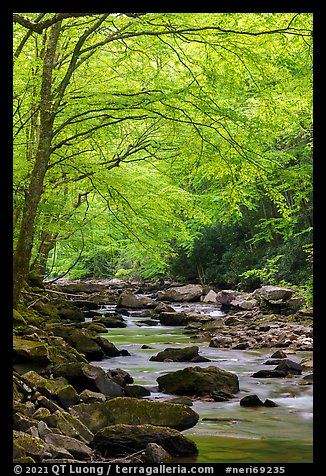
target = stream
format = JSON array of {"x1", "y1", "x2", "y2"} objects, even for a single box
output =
[{"x1": 90, "y1": 301, "x2": 313, "y2": 463}]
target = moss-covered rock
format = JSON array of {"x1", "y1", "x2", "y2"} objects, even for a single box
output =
[
  {"x1": 44, "y1": 433, "x2": 93, "y2": 460},
  {"x1": 124, "y1": 385, "x2": 151, "y2": 398},
  {"x1": 79, "y1": 389, "x2": 106, "y2": 403},
  {"x1": 92, "y1": 424, "x2": 198, "y2": 456},
  {"x1": 27, "y1": 271, "x2": 45, "y2": 290},
  {"x1": 32, "y1": 408, "x2": 52, "y2": 421},
  {"x1": 54, "y1": 384, "x2": 79, "y2": 409},
  {"x1": 13, "y1": 309, "x2": 27, "y2": 327},
  {"x1": 70, "y1": 397, "x2": 199, "y2": 433},
  {"x1": 13, "y1": 430, "x2": 51, "y2": 461},
  {"x1": 44, "y1": 409, "x2": 94, "y2": 444},
  {"x1": 52, "y1": 362, "x2": 123, "y2": 397},
  {"x1": 157, "y1": 365, "x2": 239, "y2": 396},
  {"x1": 159, "y1": 312, "x2": 190, "y2": 326},
  {"x1": 13, "y1": 413, "x2": 39, "y2": 432},
  {"x1": 150, "y1": 346, "x2": 210, "y2": 363},
  {"x1": 20, "y1": 370, "x2": 68, "y2": 397},
  {"x1": 14, "y1": 456, "x2": 36, "y2": 463},
  {"x1": 13, "y1": 337, "x2": 51, "y2": 365}
]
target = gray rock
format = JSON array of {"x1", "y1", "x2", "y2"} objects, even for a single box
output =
[
  {"x1": 271, "y1": 350, "x2": 287, "y2": 358},
  {"x1": 150, "y1": 346, "x2": 210, "y2": 363},
  {"x1": 117, "y1": 291, "x2": 155, "y2": 309},
  {"x1": 44, "y1": 434, "x2": 93, "y2": 460},
  {"x1": 70, "y1": 397, "x2": 199, "y2": 433},
  {"x1": 251, "y1": 369, "x2": 287, "y2": 378},
  {"x1": 158, "y1": 284, "x2": 203, "y2": 302},
  {"x1": 159, "y1": 312, "x2": 189, "y2": 326},
  {"x1": 53, "y1": 362, "x2": 124, "y2": 397},
  {"x1": 92, "y1": 424, "x2": 198, "y2": 456},
  {"x1": 215, "y1": 290, "x2": 238, "y2": 305},
  {"x1": 254, "y1": 285, "x2": 294, "y2": 302},
  {"x1": 264, "y1": 399, "x2": 278, "y2": 407},
  {"x1": 157, "y1": 365, "x2": 239, "y2": 396},
  {"x1": 13, "y1": 430, "x2": 52, "y2": 461},
  {"x1": 275, "y1": 359, "x2": 302, "y2": 375},
  {"x1": 240, "y1": 395, "x2": 264, "y2": 407},
  {"x1": 79, "y1": 389, "x2": 106, "y2": 403},
  {"x1": 44, "y1": 409, "x2": 94, "y2": 444},
  {"x1": 202, "y1": 290, "x2": 218, "y2": 303},
  {"x1": 143, "y1": 443, "x2": 172, "y2": 463},
  {"x1": 106, "y1": 368, "x2": 134, "y2": 387},
  {"x1": 124, "y1": 385, "x2": 151, "y2": 398}
]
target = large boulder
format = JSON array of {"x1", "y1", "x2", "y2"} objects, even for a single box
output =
[
  {"x1": 117, "y1": 291, "x2": 155, "y2": 309},
  {"x1": 275, "y1": 359, "x2": 302, "y2": 375},
  {"x1": 52, "y1": 362, "x2": 123, "y2": 397},
  {"x1": 93, "y1": 315, "x2": 127, "y2": 329},
  {"x1": 215, "y1": 290, "x2": 238, "y2": 306},
  {"x1": 47, "y1": 325, "x2": 121, "y2": 360},
  {"x1": 44, "y1": 433, "x2": 93, "y2": 460},
  {"x1": 202, "y1": 290, "x2": 218, "y2": 303},
  {"x1": 19, "y1": 371, "x2": 68, "y2": 397},
  {"x1": 157, "y1": 366, "x2": 239, "y2": 396},
  {"x1": 70, "y1": 397, "x2": 199, "y2": 433},
  {"x1": 159, "y1": 312, "x2": 190, "y2": 326},
  {"x1": 13, "y1": 337, "x2": 51, "y2": 365},
  {"x1": 92, "y1": 424, "x2": 198, "y2": 457},
  {"x1": 253, "y1": 285, "x2": 295, "y2": 302},
  {"x1": 43, "y1": 409, "x2": 94, "y2": 444},
  {"x1": 13, "y1": 430, "x2": 51, "y2": 462},
  {"x1": 150, "y1": 346, "x2": 210, "y2": 363},
  {"x1": 158, "y1": 284, "x2": 203, "y2": 302}
]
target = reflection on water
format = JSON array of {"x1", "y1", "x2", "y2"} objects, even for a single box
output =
[{"x1": 90, "y1": 302, "x2": 313, "y2": 463}]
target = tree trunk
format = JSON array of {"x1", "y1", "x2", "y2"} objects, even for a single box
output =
[
  {"x1": 31, "y1": 232, "x2": 58, "y2": 277},
  {"x1": 13, "y1": 22, "x2": 61, "y2": 308}
]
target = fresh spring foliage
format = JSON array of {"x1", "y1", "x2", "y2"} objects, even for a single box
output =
[{"x1": 13, "y1": 13, "x2": 312, "y2": 301}]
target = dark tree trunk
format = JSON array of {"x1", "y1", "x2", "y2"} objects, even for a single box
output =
[
  {"x1": 31, "y1": 232, "x2": 58, "y2": 277},
  {"x1": 13, "y1": 22, "x2": 61, "y2": 308}
]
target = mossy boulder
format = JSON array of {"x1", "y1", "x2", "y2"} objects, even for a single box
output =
[
  {"x1": 79, "y1": 389, "x2": 106, "y2": 403},
  {"x1": 240, "y1": 395, "x2": 265, "y2": 407},
  {"x1": 53, "y1": 362, "x2": 123, "y2": 397},
  {"x1": 13, "y1": 309, "x2": 27, "y2": 327},
  {"x1": 158, "y1": 284, "x2": 203, "y2": 302},
  {"x1": 92, "y1": 424, "x2": 198, "y2": 456},
  {"x1": 157, "y1": 365, "x2": 240, "y2": 396},
  {"x1": 124, "y1": 385, "x2": 151, "y2": 398},
  {"x1": 13, "y1": 337, "x2": 51, "y2": 365},
  {"x1": 20, "y1": 370, "x2": 68, "y2": 397},
  {"x1": 117, "y1": 291, "x2": 155, "y2": 309},
  {"x1": 54, "y1": 384, "x2": 79, "y2": 409},
  {"x1": 13, "y1": 430, "x2": 51, "y2": 461},
  {"x1": 46, "y1": 325, "x2": 121, "y2": 360},
  {"x1": 27, "y1": 271, "x2": 45, "y2": 290},
  {"x1": 150, "y1": 346, "x2": 210, "y2": 363},
  {"x1": 70, "y1": 397, "x2": 199, "y2": 434},
  {"x1": 43, "y1": 409, "x2": 94, "y2": 444},
  {"x1": 13, "y1": 413, "x2": 39, "y2": 432},
  {"x1": 44, "y1": 433, "x2": 93, "y2": 460},
  {"x1": 159, "y1": 312, "x2": 190, "y2": 326}
]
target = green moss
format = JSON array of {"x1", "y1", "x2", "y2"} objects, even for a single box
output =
[
  {"x1": 13, "y1": 309, "x2": 26, "y2": 325},
  {"x1": 13, "y1": 337, "x2": 51, "y2": 364},
  {"x1": 13, "y1": 431, "x2": 47, "y2": 457},
  {"x1": 14, "y1": 456, "x2": 36, "y2": 463},
  {"x1": 27, "y1": 271, "x2": 45, "y2": 289}
]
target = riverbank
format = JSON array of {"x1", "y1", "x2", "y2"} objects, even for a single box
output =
[{"x1": 13, "y1": 278, "x2": 313, "y2": 463}]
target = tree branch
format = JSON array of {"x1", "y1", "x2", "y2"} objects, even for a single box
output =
[{"x1": 13, "y1": 13, "x2": 95, "y2": 34}]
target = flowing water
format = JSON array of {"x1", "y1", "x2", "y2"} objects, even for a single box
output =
[{"x1": 90, "y1": 302, "x2": 313, "y2": 463}]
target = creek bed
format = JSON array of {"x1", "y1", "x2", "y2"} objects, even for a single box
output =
[{"x1": 90, "y1": 303, "x2": 313, "y2": 463}]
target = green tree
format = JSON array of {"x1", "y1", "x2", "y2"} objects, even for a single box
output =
[{"x1": 13, "y1": 13, "x2": 313, "y2": 306}]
